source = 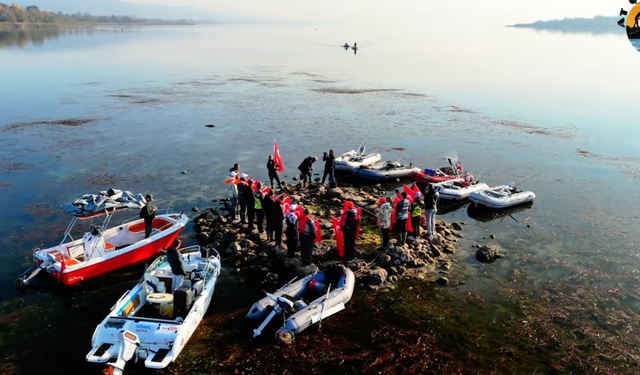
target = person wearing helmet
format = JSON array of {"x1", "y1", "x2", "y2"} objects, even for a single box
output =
[
  {"x1": 297, "y1": 156, "x2": 317, "y2": 189},
  {"x1": 139, "y1": 194, "x2": 157, "y2": 238}
]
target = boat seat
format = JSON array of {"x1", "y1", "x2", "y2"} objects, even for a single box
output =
[
  {"x1": 144, "y1": 275, "x2": 166, "y2": 295},
  {"x1": 105, "y1": 243, "x2": 115, "y2": 250},
  {"x1": 191, "y1": 280, "x2": 204, "y2": 296}
]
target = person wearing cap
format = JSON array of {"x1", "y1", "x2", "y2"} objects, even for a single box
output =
[
  {"x1": 166, "y1": 239, "x2": 185, "y2": 291},
  {"x1": 253, "y1": 182, "x2": 265, "y2": 234},
  {"x1": 297, "y1": 156, "x2": 317, "y2": 189},
  {"x1": 139, "y1": 193, "x2": 157, "y2": 238},
  {"x1": 266, "y1": 155, "x2": 283, "y2": 191},
  {"x1": 321, "y1": 150, "x2": 336, "y2": 188},
  {"x1": 285, "y1": 206, "x2": 299, "y2": 257},
  {"x1": 339, "y1": 201, "x2": 360, "y2": 261},
  {"x1": 395, "y1": 192, "x2": 411, "y2": 246},
  {"x1": 297, "y1": 208, "x2": 316, "y2": 265},
  {"x1": 424, "y1": 184, "x2": 440, "y2": 237},
  {"x1": 376, "y1": 197, "x2": 392, "y2": 249},
  {"x1": 228, "y1": 172, "x2": 240, "y2": 220},
  {"x1": 245, "y1": 180, "x2": 256, "y2": 229},
  {"x1": 410, "y1": 191, "x2": 425, "y2": 237}
]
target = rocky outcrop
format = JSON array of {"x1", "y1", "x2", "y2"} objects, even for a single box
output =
[{"x1": 476, "y1": 245, "x2": 504, "y2": 263}]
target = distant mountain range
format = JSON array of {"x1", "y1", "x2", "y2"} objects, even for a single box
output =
[{"x1": 507, "y1": 15, "x2": 623, "y2": 34}]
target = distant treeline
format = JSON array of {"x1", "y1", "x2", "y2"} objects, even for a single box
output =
[
  {"x1": 0, "y1": 3, "x2": 192, "y2": 24},
  {"x1": 508, "y1": 16, "x2": 621, "y2": 32}
]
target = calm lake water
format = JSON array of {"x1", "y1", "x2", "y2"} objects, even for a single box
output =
[{"x1": 0, "y1": 21, "x2": 639, "y2": 373}]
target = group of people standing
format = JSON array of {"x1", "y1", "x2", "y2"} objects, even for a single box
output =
[
  {"x1": 375, "y1": 183, "x2": 440, "y2": 249},
  {"x1": 226, "y1": 161, "x2": 320, "y2": 266}
]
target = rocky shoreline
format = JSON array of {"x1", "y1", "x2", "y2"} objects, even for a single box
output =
[{"x1": 191, "y1": 181, "x2": 501, "y2": 291}]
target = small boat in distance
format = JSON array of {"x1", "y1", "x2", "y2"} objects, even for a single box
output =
[
  {"x1": 86, "y1": 245, "x2": 221, "y2": 375},
  {"x1": 469, "y1": 183, "x2": 536, "y2": 209},
  {"x1": 16, "y1": 188, "x2": 188, "y2": 286},
  {"x1": 334, "y1": 146, "x2": 382, "y2": 172},
  {"x1": 353, "y1": 160, "x2": 420, "y2": 181}
]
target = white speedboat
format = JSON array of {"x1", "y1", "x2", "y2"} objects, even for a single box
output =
[
  {"x1": 469, "y1": 183, "x2": 536, "y2": 209},
  {"x1": 248, "y1": 264, "x2": 355, "y2": 342},
  {"x1": 86, "y1": 245, "x2": 221, "y2": 375},
  {"x1": 353, "y1": 160, "x2": 420, "y2": 181},
  {"x1": 334, "y1": 146, "x2": 382, "y2": 172},
  {"x1": 434, "y1": 180, "x2": 490, "y2": 201},
  {"x1": 16, "y1": 189, "x2": 188, "y2": 286}
]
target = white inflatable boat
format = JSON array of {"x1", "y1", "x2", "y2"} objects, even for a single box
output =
[
  {"x1": 334, "y1": 147, "x2": 382, "y2": 172},
  {"x1": 433, "y1": 180, "x2": 490, "y2": 201},
  {"x1": 86, "y1": 245, "x2": 221, "y2": 375},
  {"x1": 247, "y1": 264, "x2": 355, "y2": 342},
  {"x1": 353, "y1": 161, "x2": 421, "y2": 181},
  {"x1": 468, "y1": 183, "x2": 536, "y2": 209}
]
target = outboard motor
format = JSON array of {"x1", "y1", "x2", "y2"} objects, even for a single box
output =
[
  {"x1": 108, "y1": 330, "x2": 140, "y2": 375},
  {"x1": 358, "y1": 146, "x2": 366, "y2": 156}
]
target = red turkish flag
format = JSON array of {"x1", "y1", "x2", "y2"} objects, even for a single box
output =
[{"x1": 274, "y1": 140, "x2": 284, "y2": 173}]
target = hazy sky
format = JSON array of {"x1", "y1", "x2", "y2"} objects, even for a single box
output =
[{"x1": 119, "y1": 0, "x2": 617, "y2": 24}]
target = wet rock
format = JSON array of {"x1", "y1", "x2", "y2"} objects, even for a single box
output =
[
  {"x1": 205, "y1": 124, "x2": 215, "y2": 128},
  {"x1": 227, "y1": 242, "x2": 242, "y2": 256},
  {"x1": 476, "y1": 245, "x2": 502, "y2": 263},
  {"x1": 490, "y1": 234, "x2": 496, "y2": 239},
  {"x1": 443, "y1": 244, "x2": 457, "y2": 254},
  {"x1": 435, "y1": 277, "x2": 449, "y2": 286},
  {"x1": 387, "y1": 266, "x2": 399, "y2": 276},
  {"x1": 368, "y1": 268, "x2": 388, "y2": 285},
  {"x1": 429, "y1": 244, "x2": 442, "y2": 257},
  {"x1": 264, "y1": 272, "x2": 279, "y2": 285},
  {"x1": 429, "y1": 234, "x2": 443, "y2": 245},
  {"x1": 388, "y1": 275, "x2": 398, "y2": 283},
  {"x1": 197, "y1": 232, "x2": 210, "y2": 241},
  {"x1": 182, "y1": 170, "x2": 188, "y2": 174},
  {"x1": 451, "y1": 222, "x2": 463, "y2": 231},
  {"x1": 292, "y1": 176, "x2": 298, "y2": 181},
  {"x1": 192, "y1": 206, "x2": 199, "y2": 212},
  {"x1": 322, "y1": 222, "x2": 333, "y2": 230},
  {"x1": 282, "y1": 256, "x2": 318, "y2": 277},
  {"x1": 440, "y1": 260, "x2": 452, "y2": 270}
]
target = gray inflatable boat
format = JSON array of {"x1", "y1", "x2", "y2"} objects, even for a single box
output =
[{"x1": 247, "y1": 265, "x2": 355, "y2": 342}]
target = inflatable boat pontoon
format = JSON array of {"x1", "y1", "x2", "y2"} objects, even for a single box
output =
[{"x1": 468, "y1": 183, "x2": 536, "y2": 209}]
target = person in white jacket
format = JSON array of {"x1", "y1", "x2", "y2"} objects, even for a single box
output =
[
  {"x1": 228, "y1": 172, "x2": 239, "y2": 219},
  {"x1": 376, "y1": 197, "x2": 393, "y2": 249}
]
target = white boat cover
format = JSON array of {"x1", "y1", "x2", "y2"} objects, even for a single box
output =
[{"x1": 59, "y1": 188, "x2": 146, "y2": 217}]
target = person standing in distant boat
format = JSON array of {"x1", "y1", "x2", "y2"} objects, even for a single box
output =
[
  {"x1": 139, "y1": 194, "x2": 157, "y2": 238},
  {"x1": 424, "y1": 184, "x2": 439, "y2": 238},
  {"x1": 166, "y1": 239, "x2": 186, "y2": 291},
  {"x1": 266, "y1": 155, "x2": 283, "y2": 191},
  {"x1": 321, "y1": 150, "x2": 337, "y2": 187}
]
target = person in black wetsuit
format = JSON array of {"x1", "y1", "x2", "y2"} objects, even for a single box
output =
[
  {"x1": 321, "y1": 150, "x2": 337, "y2": 187},
  {"x1": 139, "y1": 194, "x2": 157, "y2": 238},
  {"x1": 266, "y1": 155, "x2": 283, "y2": 191},
  {"x1": 297, "y1": 156, "x2": 317, "y2": 188}
]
